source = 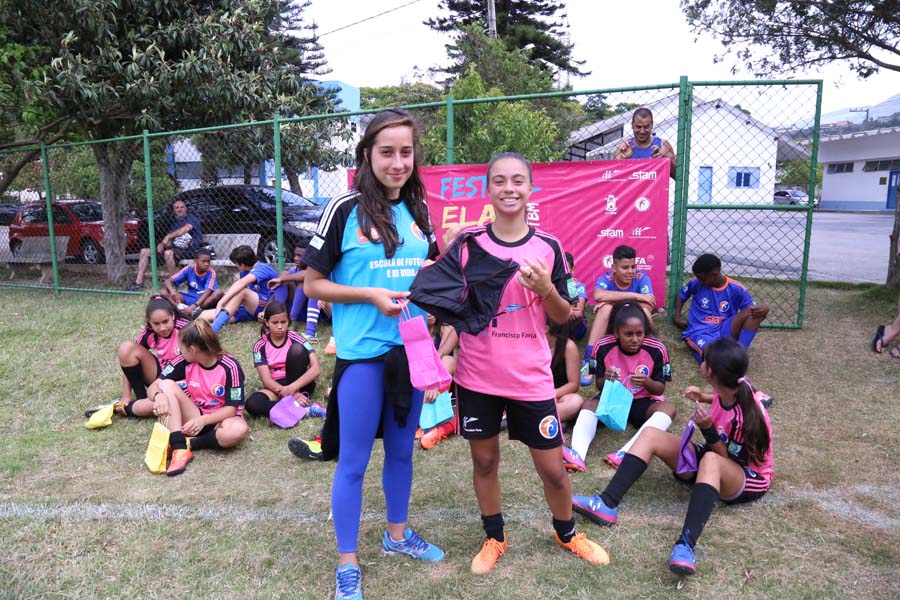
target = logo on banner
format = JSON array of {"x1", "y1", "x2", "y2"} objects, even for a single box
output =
[
  {"x1": 631, "y1": 171, "x2": 657, "y2": 180},
  {"x1": 598, "y1": 228, "x2": 624, "y2": 238},
  {"x1": 635, "y1": 197, "x2": 651, "y2": 212},
  {"x1": 603, "y1": 255, "x2": 614, "y2": 269},
  {"x1": 604, "y1": 195, "x2": 618, "y2": 214},
  {"x1": 632, "y1": 226, "x2": 654, "y2": 238},
  {"x1": 601, "y1": 170, "x2": 619, "y2": 181}
]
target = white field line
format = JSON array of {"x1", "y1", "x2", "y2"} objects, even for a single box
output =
[{"x1": 1, "y1": 486, "x2": 898, "y2": 531}]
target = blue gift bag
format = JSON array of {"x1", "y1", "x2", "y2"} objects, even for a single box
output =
[
  {"x1": 594, "y1": 378, "x2": 633, "y2": 431},
  {"x1": 419, "y1": 391, "x2": 454, "y2": 430}
]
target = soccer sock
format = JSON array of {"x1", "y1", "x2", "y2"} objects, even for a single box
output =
[
  {"x1": 244, "y1": 391, "x2": 274, "y2": 417},
  {"x1": 211, "y1": 310, "x2": 231, "y2": 333},
  {"x1": 552, "y1": 517, "x2": 577, "y2": 543},
  {"x1": 122, "y1": 401, "x2": 136, "y2": 417},
  {"x1": 305, "y1": 298, "x2": 320, "y2": 337},
  {"x1": 481, "y1": 513, "x2": 505, "y2": 543},
  {"x1": 571, "y1": 409, "x2": 598, "y2": 459},
  {"x1": 619, "y1": 412, "x2": 673, "y2": 454},
  {"x1": 169, "y1": 431, "x2": 187, "y2": 451},
  {"x1": 738, "y1": 328, "x2": 758, "y2": 349},
  {"x1": 121, "y1": 364, "x2": 147, "y2": 399},
  {"x1": 600, "y1": 453, "x2": 648, "y2": 508},
  {"x1": 679, "y1": 482, "x2": 719, "y2": 547},
  {"x1": 189, "y1": 428, "x2": 223, "y2": 451}
]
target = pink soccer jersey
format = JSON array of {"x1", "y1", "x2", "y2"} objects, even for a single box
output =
[
  {"x1": 454, "y1": 225, "x2": 570, "y2": 402},
  {"x1": 709, "y1": 390, "x2": 774, "y2": 484},
  {"x1": 135, "y1": 318, "x2": 190, "y2": 368},
  {"x1": 161, "y1": 354, "x2": 245, "y2": 417},
  {"x1": 252, "y1": 331, "x2": 313, "y2": 380},
  {"x1": 592, "y1": 334, "x2": 671, "y2": 399}
]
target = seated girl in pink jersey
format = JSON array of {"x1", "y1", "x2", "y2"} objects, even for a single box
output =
[
  {"x1": 547, "y1": 319, "x2": 584, "y2": 423},
  {"x1": 573, "y1": 337, "x2": 774, "y2": 576},
  {"x1": 86, "y1": 296, "x2": 190, "y2": 420},
  {"x1": 245, "y1": 301, "x2": 324, "y2": 420},
  {"x1": 447, "y1": 152, "x2": 609, "y2": 574},
  {"x1": 153, "y1": 319, "x2": 248, "y2": 476},
  {"x1": 562, "y1": 301, "x2": 675, "y2": 473}
]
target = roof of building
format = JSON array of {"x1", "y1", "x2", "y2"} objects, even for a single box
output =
[{"x1": 819, "y1": 125, "x2": 900, "y2": 143}]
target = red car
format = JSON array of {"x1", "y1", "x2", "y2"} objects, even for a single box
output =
[{"x1": 8, "y1": 199, "x2": 141, "y2": 264}]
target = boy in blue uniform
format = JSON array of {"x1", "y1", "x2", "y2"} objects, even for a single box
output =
[
  {"x1": 162, "y1": 248, "x2": 223, "y2": 319},
  {"x1": 580, "y1": 245, "x2": 656, "y2": 385},
  {"x1": 674, "y1": 253, "x2": 769, "y2": 363},
  {"x1": 199, "y1": 245, "x2": 279, "y2": 332}
]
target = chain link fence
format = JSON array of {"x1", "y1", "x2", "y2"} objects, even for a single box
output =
[{"x1": 0, "y1": 78, "x2": 822, "y2": 327}]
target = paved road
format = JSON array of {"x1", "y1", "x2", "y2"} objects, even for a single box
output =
[{"x1": 807, "y1": 212, "x2": 894, "y2": 283}]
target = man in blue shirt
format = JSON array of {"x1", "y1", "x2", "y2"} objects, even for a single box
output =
[
  {"x1": 614, "y1": 107, "x2": 676, "y2": 178},
  {"x1": 128, "y1": 199, "x2": 202, "y2": 290}
]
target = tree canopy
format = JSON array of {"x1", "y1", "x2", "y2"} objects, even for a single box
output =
[
  {"x1": 681, "y1": 0, "x2": 900, "y2": 78},
  {"x1": 426, "y1": 0, "x2": 587, "y2": 78}
]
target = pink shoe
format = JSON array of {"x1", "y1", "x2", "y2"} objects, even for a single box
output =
[
  {"x1": 563, "y1": 446, "x2": 586, "y2": 473},
  {"x1": 605, "y1": 450, "x2": 625, "y2": 469}
]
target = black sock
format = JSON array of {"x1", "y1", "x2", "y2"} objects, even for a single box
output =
[
  {"x1": 553, "y1": 517, "x2": 576, "y2": 543},
  {"x1": 600, "y1": 453, "x2": 648, "y2": 508},
  {"x1": 121, "y1": 364, "x2": 147, "y2": 399},
  {"x1": 169, "y1": 431, "x2": 187, "y2": 451},
  {"x1": 190, "y1": 429, "x2": 222, "y2": 451},
  {"x1": 481, "y1": 513, "x2": 505, "y2": 543},
  {"x1": 245, "y1": 391, "x2": 275, "y2": 417},
  {"x1": 679, "y1": 483, "x2": 719, "y2": 548},
  {"x1": 122, "y1": 401, "x2": 135, "y2": 417}
]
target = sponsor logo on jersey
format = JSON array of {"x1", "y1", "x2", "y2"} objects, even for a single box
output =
[
  {"x1": 640, "y1": 285, "x2": 651, "y2": 294},
  {"x1": 604, "y1": 195, "x2": 618, "y2": 213},
  {"x1": 303, "y1": 342, "x2": 313, "y2": 352},
  {"x1": 411, "y1": 221, "x2": 426, "y2": 242},
  {"x1": 719, "y1": 301, "x2": 730, "y2": 312},
  {"x1": 356, "y1": 227, "x2": 381, "y2": 244},
  {"x1": 211, "y1": 384, "x2": 225, "y2": 398},
  {"x1": 598, "y1": 228, "x2": 624, "y2": 238},
  {"x1": 700, "y1": 297, "x2": 710, "y2": 309},
  {"x1": 310, "y1": 235, "x2": 324, "y2": 250},
  {"x1": 230, "y1": 388, "x2": 241, "y2": 401},
  {"x1": 463, "y1": 416, "x2": 482, "y2": 433},
  {"x1": 162, "y1": 365, "x2": 174, "y2": 376},
  {"x1": 635, "y1": 197, "x2": 651, "y2": 212},
  {"x1": 631, "y1": 171, "x2": 657, "y2": 180},
  {"x1": 503, "y1": 303, "x2": 525, "y2": 313},
  {"x1": 566, "y1": 278, "x2": 578, "y2": 298},
  {"x1": 207, "y1": 399, "x2": 219, "y2": 407},
  {"x1": 253, "y1": 351, "x2": 262, "y2": 363},
  {"x1": 538, "y1": 415, "x2": 559, "y2": 440},
  {"x1": 662, "y1": 363, "x2": 671, "y2": 378},
  {"x1": 177, "y1": 381, "x2": 188, "y2": 390},
  {"x1": 727, "y1": 440, "x2": 743, "y2": 456}
]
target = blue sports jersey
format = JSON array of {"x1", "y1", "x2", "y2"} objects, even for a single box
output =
[
  {"x1": 679, "y1": 276, "x2": 754, "y2": 336},
  {"x1": 241, "y1": 262, "x2": 278, "y2": 303},
  {"x1": 172, "y1": 264, "x2": 217, "y2": 294},
  {"x1": 595, "y1": 270, "x2": 653, "y2": 295},
  {"x1": 629, "y1": 136, "x2": 663, "y2": 159},
  {"x1": 568, "y1": 277, "x2": 588, "y2": 301},
  {"x1": 305, "y1": 192, "x2": 432, "y2": 361}
]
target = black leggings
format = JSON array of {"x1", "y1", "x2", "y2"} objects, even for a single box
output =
[{"x1": 245, "y1": 344, "x2": 317, "y2": 417}]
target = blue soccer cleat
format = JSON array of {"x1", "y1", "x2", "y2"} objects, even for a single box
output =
[
  {"x1": 572, "y1": 494, "x2": 618, "y2": 526},
  {"x1": 382, "y1": 527, "x2": 445, "y2": 562},
  {"x1": 668, "y1": 532, "x2": 697, "y2": 576}
]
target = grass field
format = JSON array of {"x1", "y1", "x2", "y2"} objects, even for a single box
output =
[{"x1": 1, "y1": 283, "x2": 899, "y2": 600}]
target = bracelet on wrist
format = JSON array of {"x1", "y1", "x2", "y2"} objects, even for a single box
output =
[
  {"x1": 700, "y1": 426, "x2": 720, "y2": 446},
  {"x1": 540, "y1": 287, "x2": 554, "y2": 300}
]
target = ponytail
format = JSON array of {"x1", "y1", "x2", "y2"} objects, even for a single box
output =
[
  {"x1": 179, "y1": 319, "x2": 225, "y2": 357},
  {"x1": 736, "y1": 377, "x2": 771, "y2": 465}
]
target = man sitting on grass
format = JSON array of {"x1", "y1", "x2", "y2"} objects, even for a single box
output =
[
  {"x1": 673, "y1": 253, "x2": 769, "y2": 363},
  {"x1": 198, "y1": 245, "x2": 278, "y2": 333}
]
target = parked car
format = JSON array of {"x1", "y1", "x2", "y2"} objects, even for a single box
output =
[
  {"x1": 773, "y1": 189, "x2": 812, "y2": 206},
  {"x1": 0, "y1": 203, "x2": 19, "y2": 226},
  {"x1": 8, "y1": 199, "x2": 141, "y2": 264},
  {"x1": 146, "y1": 186, "x2": 325, "y2": 265}
]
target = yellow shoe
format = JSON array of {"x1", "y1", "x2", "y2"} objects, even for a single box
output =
[
  {"x1": 555, "y1": 531, "x2": 610, "y2": 565},
  {"x1": 471, "y1": 537, "x2": 508, "y2": 574}
]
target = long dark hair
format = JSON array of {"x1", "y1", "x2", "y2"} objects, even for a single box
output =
[
  {"x1": 547, "y1": 318, "x2": 570, "y2": 377},
  {"x1": 353, "y1": 109, "x2": 432, "y2": 258},
  {"x1": 607, "y1": 301, "x2": 656, "y2": 337},
  {"x1": 260, "y1": 301, "x2": 290, "y2": 337},
  {"x1": 145, "y1": 295, "x2": 177, "y2": 327},
  {"x1": 703, "y1": 338, "x2": 770, "y2": 464}
]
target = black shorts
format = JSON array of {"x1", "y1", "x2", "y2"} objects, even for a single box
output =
[
  {"x1": 160, "y1": 246, "x2": 195, "y2": 262},
  {"x1": 456, "y1": 384, "x2": 562, "y2": 449},
  {"x1": 628, "y1": 396, "x2": 661, "y2": 429},
  {"x1": 686, "y1": 443, "x2": 770, "y2": 505},
  {"x1": 275, "y1": 376, "x2": 316, "y2": 399}
]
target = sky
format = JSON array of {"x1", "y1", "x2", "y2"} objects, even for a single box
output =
[{"x1": 304, "y1": 0, "x2": 899, "y2": 116}]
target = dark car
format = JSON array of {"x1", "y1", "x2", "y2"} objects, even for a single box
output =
[
  {"x1": 9, "y1": 199, "x2": 141, "y2": 264},
  {"x1": 147, "y1": 186, "x2": 324, "y2": 265},
  {"x1": 0, "y1": 203, "x2": 19, "y2": 226}
]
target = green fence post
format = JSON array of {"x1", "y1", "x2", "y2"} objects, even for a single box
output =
[
  {"x1": 39, "y1": 144, "x2": 61, "y2": 292},
  {"x1": 445, "y1": 94, "x2": 455, "y2": 165},
  {"x1": 669, "y1": 76, "x2": 692, "y2": 311},
  {"x1": 142, "y1": 130, "x2": 159, "y2": 292},
  {"x1": 273, "y1": 114, "x2": 284, "y2": 271},
  {"x1": 797, "y1": 81, "x2": 824, "y2": 328}
]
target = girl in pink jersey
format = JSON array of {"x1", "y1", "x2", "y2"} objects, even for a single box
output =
[
  {"x1": 153, "y1": 319, "x2": 248, "y2": 476},
  {"x1": 573, "y1": 337, "x2": 774, "y2": 576},
  {"x1": 246, "y1": 301, "x2": 323, "y2": 419},
  {"x1": 452, "y1": 152, "x2": 609, "y2": 575},
  {"x1": 563, "y1": 301, "x2": 675, "y2": 472},
  {"x1": 88, "y1": 296, "x2": 190, "y2": 420}
]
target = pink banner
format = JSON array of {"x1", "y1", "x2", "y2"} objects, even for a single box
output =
[{"x1": 420, "y1": 159, "x2": 670, "y2": 306}]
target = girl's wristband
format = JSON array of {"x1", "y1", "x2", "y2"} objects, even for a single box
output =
[
  {"x1": 701, "y1": 426, "x2": 720, "y2": 446},
  {"x1": 540, "y1": 287, "x2": 555, "y2": 301}
]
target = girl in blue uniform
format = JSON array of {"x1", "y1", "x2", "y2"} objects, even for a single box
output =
[{"x1": 303, "y1": 109, "x2": 444, "y2": 600}]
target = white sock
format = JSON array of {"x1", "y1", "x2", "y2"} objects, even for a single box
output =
[
  {"x1": 571, "y1": 409, "x2": 598, "y2": 459},
  {"x1": 619, "y1": 411, "x2": 673, "y2": 454}
]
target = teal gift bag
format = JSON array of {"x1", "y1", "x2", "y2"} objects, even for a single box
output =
[
  {"x1": 419, "y1": 391, "x2": 454, "y2": 430},
  {"x1": 594, "y1": 378, "x2": 633, "y2": 431}
]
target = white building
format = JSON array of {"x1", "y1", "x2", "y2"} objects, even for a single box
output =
[
  {"x1": 818, "y1": 126, "x2": 900, "y2": 211},
  {"x1": 568, "y1": 95, "x2": 810, "y2": 206}
]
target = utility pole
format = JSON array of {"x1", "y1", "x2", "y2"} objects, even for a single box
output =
[{"x1": 486, "y1": 0, "x2": 497, "y2": 37}]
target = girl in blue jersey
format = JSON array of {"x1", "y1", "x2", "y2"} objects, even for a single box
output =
[{"x1": 303, "y1": 109, "x2": 444, "y2": 600}]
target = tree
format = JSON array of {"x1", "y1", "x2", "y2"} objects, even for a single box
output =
[
  {"x1": 681, "y1": 1, "x2": 900, "y2": 78},
  {"x1": 778, "y1": 160, "x2": 823, "y2": 188},
  {"x1": 3, "y1": 0, "x2": 339, "y2": 281},
  {"x1": 681, "y1": 0, "x2": 900, "y2": 288},
  {"x1": 426, "y1": 0, "x2": 587, "y2": 77}
]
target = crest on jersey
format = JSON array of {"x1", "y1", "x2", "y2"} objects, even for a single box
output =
[
  {"x1": 719, "y1": 301, "x2": 730, "y2": 312},
  {"x1": 211, "y1": 384, "x2": 225, "y2": 398},
  {"x1": 411, "y1": 221, "x2": 426, "y2": 242}
]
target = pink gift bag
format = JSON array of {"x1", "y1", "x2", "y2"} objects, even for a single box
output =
[
  {"x1": 269, "y1": 395, "x2": 308, "y2": 428},
  {"x1": 398, "y1": 306, "x2": 451, "y2": 392}
]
